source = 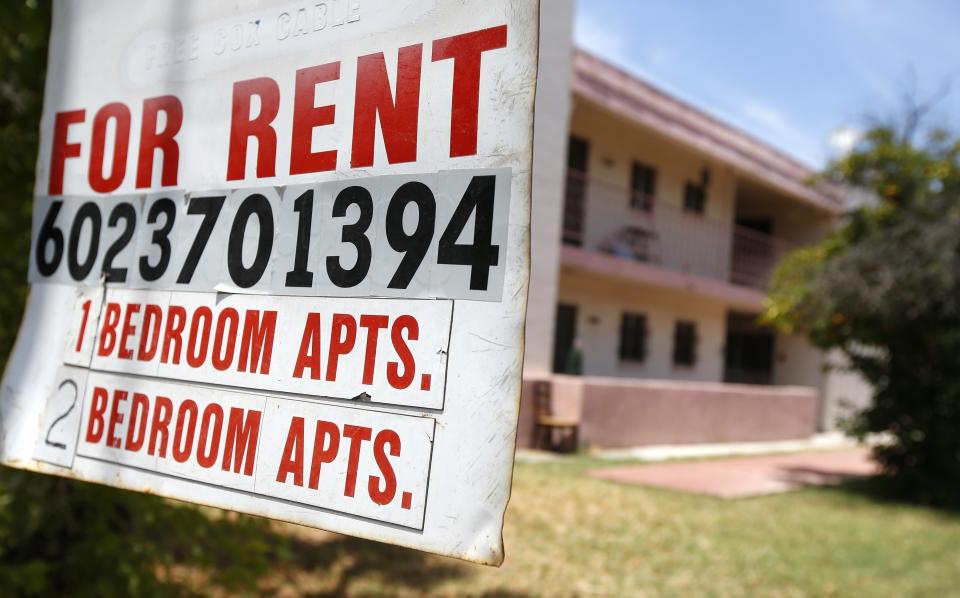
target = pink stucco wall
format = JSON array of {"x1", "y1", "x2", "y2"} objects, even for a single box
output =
[{"x1": 518, "y1": 376, "x2": 820, "y2": 449}]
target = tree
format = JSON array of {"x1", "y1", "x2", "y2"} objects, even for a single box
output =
[
  {"x1": 764, "y1": 99, "x2": 960, "y2": 506},
  {"x1": 0, "y1": 0, "x2": 47, "y2": 356},
  {"x1": 0, "y1": 3, "x2": 284, "y2": 594}
]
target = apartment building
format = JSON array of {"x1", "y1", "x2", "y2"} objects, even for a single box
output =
[{"x1": 519, "y1": 4, "x2": 869, "y2": 448}]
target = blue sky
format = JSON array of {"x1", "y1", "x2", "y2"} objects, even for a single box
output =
[{"x1": 574, "y1": 1, "x2": 960, "y2": 168}]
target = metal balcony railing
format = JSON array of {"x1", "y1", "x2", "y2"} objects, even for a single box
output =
[
  {"x1": 729, "y1": 224, "x2": 793, "y2": 289},
  {"x1": 562, "y1": 169, "x2": 798, "y2": 291}
]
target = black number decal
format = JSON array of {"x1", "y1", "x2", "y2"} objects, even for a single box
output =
[
  {"x1": 67, "y1": 202, "x2": 102, "y2": 281},
  {"x1": 45, "y1": 379, "x2": 78, "y2": 450},
  {"x1": 285, "y1": 189, "x2": 315, "y2": 287},
  {"x1": 32, "y1": 176, "x2": 502, "y2": 295},
  {"x1": 177, "y1": 195, "x2": 225, "y2": 284},
  {"x1": 35, "y1": 200, "x2": 65, "y2": 276},
  {"x1": 228, "y1": 193, "x2": 274, "y2": 288},
  {"x1": 326, "y1": 186, "x2": 373, "y2": 288},
  {"x1": 437, "y1": 175, "x2": 499, "y2": 291},
  {"x1": 386, "y1": 181, "x2": 436, "y2": 289},
  {"x1": 139, "y1": 198, "x2": 176, "y2": 282},
  {"x1": 101, "y1": 202, "x2": 136, "y2": 282}
]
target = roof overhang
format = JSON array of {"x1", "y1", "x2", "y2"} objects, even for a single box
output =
[{"x1": 571, "y1": 49, "x2": 845, "y2": 215}]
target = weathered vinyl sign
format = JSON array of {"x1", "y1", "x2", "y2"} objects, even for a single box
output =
[{"x1": 0, "y1": 0, "x2": 538, "y2": 565}]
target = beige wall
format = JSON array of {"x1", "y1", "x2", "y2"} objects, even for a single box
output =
[
  {"x1": 821, "y1": 349, "x2": 874, "y2": 430},
  {"x1": 569, "y1": 100, "x2": 738, "y2": 282},
  {"x1": 733, "y1": 176, "x2": 834, "y2": 246},
  {"x1": 520, "y1": 8, "x2": 869, "y2": 425},
  {"x1": 559, "y1": 269, "x2": 830, "y2": 394},
  {"x1": 556, "y1": 100, "x2": 841, "y2": 393},
  {"x1": 559, "y1": 272, "x2": 727, "y2": 382},
  {"x1": 522, "y1": 0, "x2": 574, "y2": 375},
  {"x1": 773, "y1": 333, "x2": 824, "y2": 388}
]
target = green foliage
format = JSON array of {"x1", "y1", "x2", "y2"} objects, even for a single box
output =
[
  {"x1": 0, "y1": 471, "x2": 288, "y2": 597},
  {"x1": 825, "y1": 123, "x2": 960, "y2": 205},
  {"x1": 0, "y1": 3, "x2": 288, "y2": 595},
  {"x1": 0, "y1": 0, "x2": 48, "y2": 360},
  {"x1": 764, "y1": 112, "x2": 960, "y2": 506},
  {"x1": 762, "y1": 246, "x2": 830, "y2": 336}
]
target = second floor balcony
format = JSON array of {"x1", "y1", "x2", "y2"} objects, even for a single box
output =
[{"x1": 562, "y1": 170, "x2": 800, "y2": 292}]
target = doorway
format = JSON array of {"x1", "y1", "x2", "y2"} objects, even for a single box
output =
[
  {"x1": 553, "y1": 303, "x2": 578, "y2": 374},
  {"x1": 563, "y1": 137, "x2": 589, "y2": 246},
  {"x1": 724, "y1": 311, "x2": 775, "y2": 384}
]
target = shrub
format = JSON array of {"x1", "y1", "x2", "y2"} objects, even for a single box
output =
[
  {"x1": 0, "y1": 3, "x2": 287, "y2": 594},
  {"x1": 765, "y1": 114, "x2": 960, "y2": 506}
]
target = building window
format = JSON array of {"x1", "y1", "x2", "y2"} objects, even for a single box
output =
[
  {"x1": 683, "y1": 182, "x2": 706, "y2": 213},
  {"x1": 619, "y1": 312, "x2": 648, "y2": 362},
  {"x1": 563, "y1": 136, "x2": 590, "y2": 245},
  {"x1": 630, "y1": 162, "x2": 656, "y2": 211},
  {"x1": 673, "y1": 320, "x2": 698, "y2": 366}
]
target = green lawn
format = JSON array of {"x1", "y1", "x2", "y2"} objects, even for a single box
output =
[{"x1": 187, "y1": 455, "x2": 960, "y2": 597}]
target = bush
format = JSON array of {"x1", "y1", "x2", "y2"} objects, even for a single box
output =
[
  {"x1": 0, "y1": 3, "x2": 288, "y2": 595},
  {"x1": 765, "y1": 115, "x2": 960, "y2": 506},
  {"x1": 0, "y1": 470, "x2": 287, "y2": 597}
]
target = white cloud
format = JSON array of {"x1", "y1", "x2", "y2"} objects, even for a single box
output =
[
  {"x1": 573, "y1": 14, "x2": 654, "y2": 81},
  {"x1": 573, "y1": 14, "x2": 626, "y2": 64},
  {"x1": 829, "y1": 126, "x2": 861, "y2": 156},
  {"x1": 575, "y1": 13, "x2": 705, "y2": 109},
  {"x1": 740, "y1": 101, "x2": 795, "y2": 136}
]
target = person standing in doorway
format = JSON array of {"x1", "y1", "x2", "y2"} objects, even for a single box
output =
[{"x1": 565, "y1": 336, "x2": 583, "y2": 375}]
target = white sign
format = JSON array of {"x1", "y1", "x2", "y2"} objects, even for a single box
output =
[{"x1": 0, "y1": 0, "x2": 538, "y2": 565}]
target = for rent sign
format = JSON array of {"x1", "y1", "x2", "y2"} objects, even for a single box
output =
[{"x1": 0, "y1": 0, "x2": 538, "y2": 564}]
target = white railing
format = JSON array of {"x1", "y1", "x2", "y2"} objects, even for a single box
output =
[{"x1": 562, "y1": 170, "x2": 797, "y2": 290}]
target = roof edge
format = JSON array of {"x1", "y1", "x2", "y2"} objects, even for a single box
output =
[{"x1": 572, "y1": 48, "x2": 845, "y2": 212}]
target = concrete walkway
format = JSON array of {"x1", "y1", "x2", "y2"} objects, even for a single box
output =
[
  {"x1": 591, "y1": 431, "x2": 862, "y2": 462},
  {"x1": 588, "y1": 448, "x2": 878, "y2": 498}
]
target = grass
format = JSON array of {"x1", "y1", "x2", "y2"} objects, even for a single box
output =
[{"x1": 182, "y1": 454, "x2": 960, "y2": 597}]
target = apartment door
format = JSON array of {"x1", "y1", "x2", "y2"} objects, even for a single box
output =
[
  {"x1": 724, "y1": 311, "x2": 775, "y2": 384},
  {"x1": 563, "y1": 137, "x2": 589, "y2": 246},
  {"x1": 553, "y1": 303, "x2": 578, "y2": 374}
]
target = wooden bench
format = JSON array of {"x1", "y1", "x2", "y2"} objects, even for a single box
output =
[{"x1": 532, "y1": 379, "x2": 582, "y2": 453}]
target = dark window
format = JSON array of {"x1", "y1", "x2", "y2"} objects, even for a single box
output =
[
  {"x1": 724, "y1": 312, "x2": 775, "y2": 384},
  {"x1": 673, "y1": 320, "x2": 698, "y2": 366},
  {"x1": 740, "y1": 335, "x2": 775, "y2": 370},
  {"x1": 630, "y1": 162, "x2": 656, "y2": 211},
  {"x1": 619, "y1": 312, "x2": 648, "y2": 362},
  {"x1": 568, "y1": 136, "x2": 589, "y2": 171},
  {"x1": 736, "y1": 218, "x2": 773, "y2": 235},
  {"x1": 553, "y1": 304, "x2": 579, "y2": 374},
  {"x1": 563, "y1": 137, "x2": 589, "y2": 245},
  {"x1": 683, "y1": 182, "x2": 706, "y2": 213}
]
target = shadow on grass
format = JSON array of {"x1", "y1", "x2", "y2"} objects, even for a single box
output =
[
  {"x1": 1, "y1": 468, "x2": 523, "y2": 597},
  {"x1": 799, "y1": 471, "x2": 960, "y2": 518},
  {"x1": 274, "y1": 533, "x2": 472, "y2": 598},
  {"x1": 169, "y1": 510, "x2": 525, "y2": 597},
  {"x1": 777, "y1": 466, "x2": 874, "y2": 487},
  {"x1": 284, "y1": 534, "x2": 532, "y2": 597}
]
